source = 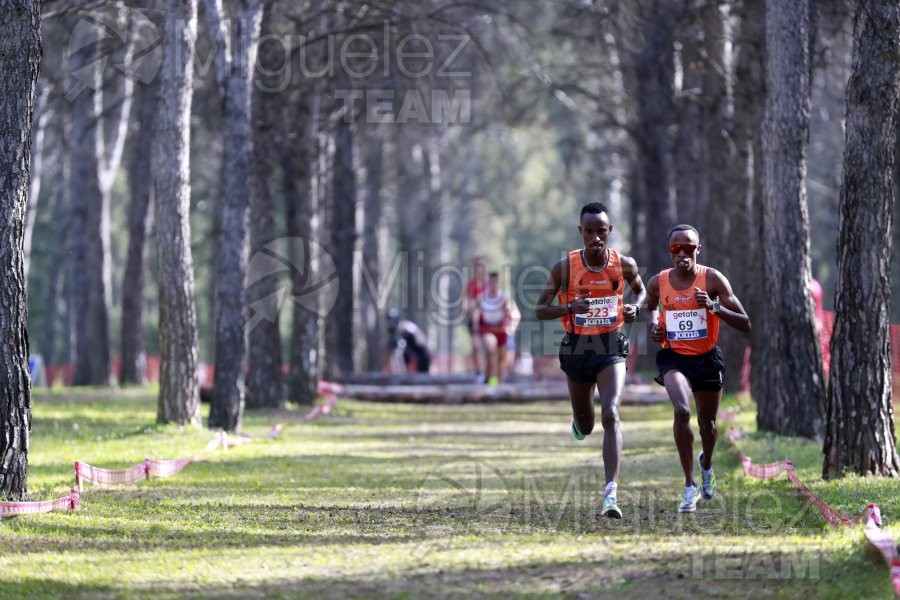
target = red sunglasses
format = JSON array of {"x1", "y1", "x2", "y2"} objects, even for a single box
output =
[{"x1": 668, "y1": 243, "x2": 698, "y2": 254}]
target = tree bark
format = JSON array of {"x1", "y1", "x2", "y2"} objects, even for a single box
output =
[
  {"x1": 634, "y1": 1, "x2": 680, "y2": 274},
  {"x1": 120, "y1": 78, "x2": 158, "y2": 385},
  {"x1": 0, "y1": 0, "x2": 41, "y2": 501},
  {"x1": 208, "y1": 0, "x2": 264, "y2": 431},
  {"x1": 758, "y1": 0, "x2": 826, "y2": 438},
  {"x1": 23, "y1": 78, "x2": 48, "y2": 284},
  {"x1": 154, "y1": 0, "x2": 201, "y2": 426},
  {"x1": 324, "y1": 117, "x2": 357, "y2": 377},
  {"x1": 734, "y1": 0, "x2": 770, "y2": 402},
  {"x1": 360, "y1": 131, "x2": 385, "y2": 372},
  {"x1": 727, "y1": 0, "x2": 766, "y2": 394},
  {"x1": 823, "y1": 0, "x2": 900, "y2": 478},
  {"x1": 68, "y1": 4, "x2": 135, "y2": 387},
  {"x1": 284, "y1": 91, "x2": 320, "y2": 405},
  {"x1": 246, "y1": 5, "x2": 284, "y2": 410},
  {"x1": 68, "y1": 15, "x2": 109, "y2": 386}
]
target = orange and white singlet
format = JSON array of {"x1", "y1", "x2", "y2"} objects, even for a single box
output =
[
  {"x1": 657, "y1": 266, "x2": 719, "y2": 355},
  {"x1": 558, "y1": 249, "x2": 625, "y2": 336}
]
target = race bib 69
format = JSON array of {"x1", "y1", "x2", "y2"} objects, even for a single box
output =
[{"x1": 665, "y1": 309, "x2": 708, "y2": 340}]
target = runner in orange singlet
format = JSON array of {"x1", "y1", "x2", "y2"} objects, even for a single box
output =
[
  {"x1": 646, "y1": 225, "x2": 751, "y2": 513},
  {"x1": 535, "y1": 202, "x2": 645, "y2": 519}
]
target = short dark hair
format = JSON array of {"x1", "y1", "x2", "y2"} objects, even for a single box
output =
[
  {"x1": 580, "y1": 202, "x2": 610, "y2": 221},
  {"x1": 489, "y1": 271, "x2": 499, "y2": 278},
  {"x1": 668, "y1": 224, "x2": 700, "y2": 241}
]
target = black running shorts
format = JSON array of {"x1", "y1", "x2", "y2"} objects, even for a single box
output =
[
  {"x1": 655, "y1": 346, "x2": 725, "y2": 392},
  {"x1": 558, "y1": 330, "x2": 629, "y2": 384}
]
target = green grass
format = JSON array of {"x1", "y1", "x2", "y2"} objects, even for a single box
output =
[{"x1": 1, "y1": 389, "x2": 897, "y2": 599}]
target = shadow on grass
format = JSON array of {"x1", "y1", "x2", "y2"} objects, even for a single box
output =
[{"x1": 3, "y1": 548, "x2": 861, "y2": 600}]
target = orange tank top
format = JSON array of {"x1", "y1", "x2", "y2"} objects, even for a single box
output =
[
  {"x1": 657, "y1": 266, "x2": 719, "y2": 355},
  {"x1": 558, "y1": 248, "x2": 625, "y2": 335}
]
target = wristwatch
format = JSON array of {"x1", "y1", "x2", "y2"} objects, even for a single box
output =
[{"x1": 709, "y1": 301, "x2": 720, "y2": 314}]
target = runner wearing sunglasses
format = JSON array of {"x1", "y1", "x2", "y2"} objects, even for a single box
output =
[
  {"x1": 645, "y1": 224, "x2": 751, "y2": 512},
  {"x1": 534, "y1": 202, "x2": 646, "y2": 519}
]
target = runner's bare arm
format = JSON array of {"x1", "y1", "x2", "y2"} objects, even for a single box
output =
[
  {"x1": 620, "y1": 255, "x2": 646, "y2": 323},
  {"x1": 699, "y1": 269, "x2": 751, "y2": 333},
  {"x1": 535, "y1": 258, "x2": 588, "y2": 320},
  {"x1": 646, "y1": 274, "x2": 665, "y2": 343}
]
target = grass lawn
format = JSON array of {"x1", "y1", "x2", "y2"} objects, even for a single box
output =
[{"x1": 1, "y1": 388, "x2": 897, "y2": 599}]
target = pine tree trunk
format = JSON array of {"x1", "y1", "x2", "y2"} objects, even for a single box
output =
[
  {"x1": 728, "y1": 0, "x2": 766, "y2": 394},
  {"x1": 324, "y1": 118, "x2": 357, "y2": 377},
  {"x1": 209, "y1": 0, "x2": 264, "y2": 431},
  {"x1": 154, "y1": 0, "x2": 201, "y2": 426},
  {"x1": 68, "y1": 18, "x2": 109, "y2": 386},
  {"x1": 245, "y1": 11, "x2": 284, "y2": 410},
  {"x1": 360, "y1": 132, "x2": 385, "y2": 372},
  {"x1": 24, "y1": 79, "x2": 48, "y2": 284},
  {"x1": 634, "y1": 2, "x2": 679, "y2": 274},
  {"x1": 42, "y1": 165, "x2": 69, "y2": 367},
  {"x1": 757, "y1": 0, "x2": 826, "y2": 438},
  {"x1": 284, "y1": 92, "x2": 320, "y2": 405},
  {"x1": 0, "y1": 0, "x2": 41, "y2": 501},
  {"x1": 120, "y1": 80, "x2": 157, "y2": 385},
  {"x1": 737, "y1": 0, "x2": 770, "y2": 404},
  {"x1": 823, "y1": 0, "x2": 900, "y2": 478}
]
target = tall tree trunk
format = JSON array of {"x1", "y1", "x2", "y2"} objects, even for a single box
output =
[
  {"x1": 24, "y1": 79, "x2": 48, "y2": 284},
  {"x1": 246, "y1": 6, "x2": 284, "y2": 410},
  {"x1": 734, "y1": 0, "x2": 768, "y2": 400},
  {"x1": 324, "y1": 117, "x2": 357, "y2": 377},
  {"x1": 360, "y1": 131, "x2": 385, "y2": 372},
  {"x1": 634, "y1": 1, "x2": 680, "y2": 274},
  {"x1": 154, "y1": 0, "x2": 201, "y2": 426},
  {"x1": 674, "y1": 3, "x2": 707, "y2": 225},
  {"x1": 68, "y1": 17, "x2": 108, "y2": 386},
  {"x1": 285, "y1": 91, "x2": 320, "y2": 405},
  {"x1": 758, "y1": 0, "x2": 825, "y2": 438},
  {"x1": 701, "y1": 0, "x2": 749, "y2": 393},
  {"x1": 823, "y1": 0, "x2": 900, "y2": 478},
  {"x1": 208, "y1": 0, "x2": 264, "y2": 431},
  {"x1": 42, "y1": 154, "x2": 69, "y2": 367},
  {"x1": 120, "y1": 79, "x2": 158, "y2": 385},
  {"x1": 396, "y1": 138, "x2": 426, "y2": 329},
  {"x1": 0, "y1": 0, "x2": 41, "y2": 501},
  {"x1": 68, "y1": 4, "x2": 135, "y2": 387}
]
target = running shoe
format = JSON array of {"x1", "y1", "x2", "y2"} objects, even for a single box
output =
[
  {"x1": 679, "y1": 484, "x2": 700, "y2": 513},
  {"x1": 571, "y1": 419, "x2": 586, "y2": 441},
  {"x1": 601, "y1": 495, "x2": 622, "y2": 519},
  {"x1": 698, "y1": 452, "x2": 717, "y2": 500}
]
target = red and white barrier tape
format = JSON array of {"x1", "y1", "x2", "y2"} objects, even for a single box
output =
[
  {"x1": 268, "y1": 380, "x2": 342, "y2": 439},
  {"x1": 4, "y1": 381, "x2": 343, "y2": 524},
  {"x1": 75, "y1": 381, "x2": 343, "y2": 486},
  {"x1": 0, "y1": 487, "x2": 80, "y2": 521},
  {"x1": 722, "y1": 411, "x2": 899, "y2": 595}
]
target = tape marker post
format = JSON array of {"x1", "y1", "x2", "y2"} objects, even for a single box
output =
[{"x1": 721, "y1": 411, "x2": 900, "y2": 595}]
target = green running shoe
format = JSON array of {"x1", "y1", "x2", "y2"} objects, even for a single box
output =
[
  {"x1": 571, "y1": 419, "x2": 586, "y2": 440},
  {"x1": 601, "y1": 495, "x2": 622, "y2": 519},
  {"x1": 698, "y1": 452, "x2": 717, "y2": 500}
]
